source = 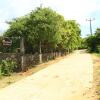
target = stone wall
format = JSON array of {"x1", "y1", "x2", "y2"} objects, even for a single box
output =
[{"x1": 0, "y1": 52, "x2": 67, "y2": 72}]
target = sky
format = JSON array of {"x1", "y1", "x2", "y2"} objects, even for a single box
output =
[{"x1": 0, "y1": 0, "x2": 100, "y2": 37}]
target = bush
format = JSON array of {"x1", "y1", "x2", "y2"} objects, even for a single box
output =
[
  {"x1": 0, "y1": 59, "x2": 17, "y2": 76},
  {"x1": 96, "y1": 45, "x2": 100, "y2": 53}
]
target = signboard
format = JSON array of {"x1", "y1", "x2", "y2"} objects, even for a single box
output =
[{"x1": 2, "y1": 37, "x2": 12, "y2": 46}]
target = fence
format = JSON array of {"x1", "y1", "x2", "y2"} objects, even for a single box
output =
[{"x1": 0, "y1": 52, "x2": 67, "y2": 72}]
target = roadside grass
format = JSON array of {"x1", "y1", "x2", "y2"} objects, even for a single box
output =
[
  {"x1": 0, "y1": 56, "x2": 66, "y2": 89},
  {"x1": 93, "y1": 53, "x2": 100, "y2": 57},
  {"x1": 92, "y1": 53, "x2": 100, "y2": 100}
]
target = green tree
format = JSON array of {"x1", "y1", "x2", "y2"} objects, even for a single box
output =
[
  {"x1": 27, "y1": 7, "x2": 64, "y2": 50},
  {"x1": 26, "y1": 7, "x2": 65, "y2": 62},
  {"x1": 59, "y1": 20, "x2": 81, "y2": 53},
  {"x1": 86, "y1": 28, "x2": 100, "y2": 53},
  {"x1": 5, "y1": 16, "x2": 30, "y2": 53}
]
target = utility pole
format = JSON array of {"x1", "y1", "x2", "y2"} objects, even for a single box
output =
[
  {"x1": 86, "y1": 18, "x2": 95, "y2": 35},
  {"x1": 40, "y1": 3, "x2": 43, "y2": 8}
]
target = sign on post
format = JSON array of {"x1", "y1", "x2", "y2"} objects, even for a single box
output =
[{"x1": 2, "y1": 37, "x2": 12, "y2": 46}]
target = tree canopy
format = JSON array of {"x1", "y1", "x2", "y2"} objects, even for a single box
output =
[{"x1": 2, "y1": 7, "x2": 81, "y2": 54}]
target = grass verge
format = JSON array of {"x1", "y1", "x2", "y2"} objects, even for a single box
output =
[{"x1": 92, "y1": 53, "x2": 100, "y2": 100}]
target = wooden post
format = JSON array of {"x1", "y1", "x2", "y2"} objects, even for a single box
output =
[
  {"x1": 20, "y1": 37, "x2": 26, "y2": 71},
  {"x1": 39, "y1": 41, "x2": 42, "y2": 63},
  {"x1": 20, "y1": 37, "x2": 25, "y2": 54}
]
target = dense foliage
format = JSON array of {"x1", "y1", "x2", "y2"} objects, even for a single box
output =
[
  {"x1": 1, "y1": 7, "x2": 81, "y2": 54},
  {"x1": 78, "y1": 38, "x2": 87, "y2": 49},
  {"x1": 86, "y1": 28, "x2": 100, "y2": 53}
]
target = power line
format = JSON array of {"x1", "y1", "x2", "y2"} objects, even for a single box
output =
[{"x1": 86, "y1": 18, "x2": 95, "y2": 35}]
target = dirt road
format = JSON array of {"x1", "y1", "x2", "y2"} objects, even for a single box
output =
[{"x1": 0, "y1": 50, "x2": 93, "y2": 100}]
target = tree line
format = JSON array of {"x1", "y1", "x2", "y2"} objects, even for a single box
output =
[{"x1": 0, "y1": 7, "x2": 81, "y2": 54}]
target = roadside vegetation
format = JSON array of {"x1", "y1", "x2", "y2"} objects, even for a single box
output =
[
  {"x1": 86, "y1": 28, "x2": 100, "y2": 53},
  {"x1": 0, "y1": 59, "x2": 17, "y2": 76}
]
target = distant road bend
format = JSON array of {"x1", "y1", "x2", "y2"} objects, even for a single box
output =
[{"x1": 0, "y1": 50, "x2": 93, "y2": 100}]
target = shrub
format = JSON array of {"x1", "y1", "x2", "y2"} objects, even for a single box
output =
[
  {"x1": 96, "y1": 45, "x2": 100, "y2": 53},
  {"x1": 0, "y1": 59, "x2": 17, "y2": 76}
]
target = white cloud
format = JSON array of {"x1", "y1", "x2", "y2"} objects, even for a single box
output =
[
  {"x1": 0, "y1": 9, "x2": 9, "y2": 34},
  {"x1": 41, "y1": 0, "x2": 100, "y2": 25}
]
